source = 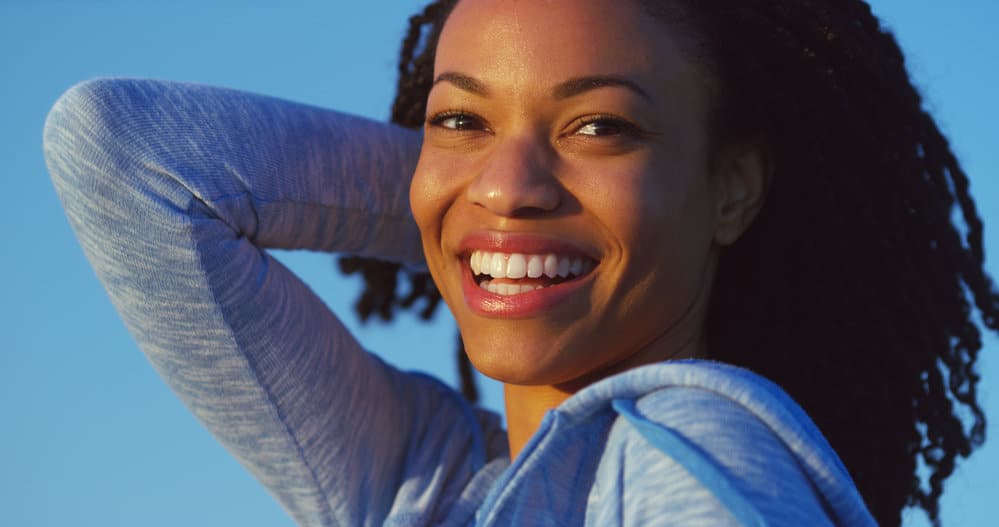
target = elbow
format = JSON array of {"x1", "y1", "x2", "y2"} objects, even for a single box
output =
[
  {"x1": 44, "y1": 78, "x2": 177, "y2": 195},
  {"x1": 43, "y1": 78, "x2": 173, "y2": 246},
  {"x1": 42, "y1": 80, "x2": 115, "y2": 198},
  {"x1": 44, "y1": 78, "x2": 136, "y2": 195},
  {"x1": 46, "y1": 77, "x2": 198, "y2": 224}
]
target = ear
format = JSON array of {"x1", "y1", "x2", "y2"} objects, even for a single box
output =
[{"x1": 712, "y1": 143, "x2": 770, "y2": 246}]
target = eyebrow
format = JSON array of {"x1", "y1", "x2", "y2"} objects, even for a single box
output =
[
  {"x1": 552, "y1": 75, "x2": 652, "y2": 102},
  {"x1": 433, "y1": 72, "x2": 490, "y2": 96},
  {"x1": 432, "y1": 72, "x2": 651, "y2": 102}
]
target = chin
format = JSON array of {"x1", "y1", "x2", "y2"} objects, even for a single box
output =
[
  {"x1": 462, "y1": 336, "x2": 590, "y2": 387},
  {"x1": 464, "y1": 345, "x2": 544, "y2": 385}
]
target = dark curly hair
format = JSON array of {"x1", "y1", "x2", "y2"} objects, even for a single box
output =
[{"x1": 337, "y1": 1, "x2": 997, "y2": 525}]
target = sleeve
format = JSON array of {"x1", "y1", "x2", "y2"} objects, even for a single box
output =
[
  {"x1": 590, "y1": 388, "x2": 843, "y2": 527},
  {"x1": 43, "y1": 78, "x2": 499, "y2": 527}
]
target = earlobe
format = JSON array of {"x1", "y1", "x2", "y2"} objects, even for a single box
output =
[{"x1": 713, "y1": 144, "x2": 771, "y2": 246}]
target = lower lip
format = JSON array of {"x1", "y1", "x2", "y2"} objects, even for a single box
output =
[{"x1": 461, "y1": 265, "x2": 594, "y2": 318}]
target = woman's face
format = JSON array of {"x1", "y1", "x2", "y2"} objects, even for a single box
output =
[{"x1": 411, "y1": 0, "x2": 739, "y2": 387}]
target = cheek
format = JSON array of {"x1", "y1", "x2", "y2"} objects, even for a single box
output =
[
  {"x1": 408, "y1": 167, "x2": 432, "y2": 235},
  {"x1": 410, "y1": 152, "x2": 455, "y2": 238},
  {"x1": 409, "y1": 150, "x2": 472, "y2": 302},
  {"x1": 617, "y1": 176, "x2": 671, "y2": 244},
  {"x1": 571, "y1": 157, "x2": 690, "y2": 249},
  {"x1": 582, "y1": 156, "x2": 716, "y2": 286}
]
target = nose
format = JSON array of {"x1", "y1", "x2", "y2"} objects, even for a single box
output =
[{"x1": 466, "y1": 137, "x2": 561, "y2": 218}]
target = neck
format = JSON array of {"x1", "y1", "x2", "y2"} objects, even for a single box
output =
[
  {"x1": 503, "y1": 383, "x2": 572, "y2": 459},
  {"x1": 502, "y1": 332, "x2": 705, "y2": 460}
]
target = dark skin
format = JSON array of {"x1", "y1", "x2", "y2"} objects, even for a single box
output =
[{"x1": 409, "y1": 0, "x2": 767, "y2": 459}]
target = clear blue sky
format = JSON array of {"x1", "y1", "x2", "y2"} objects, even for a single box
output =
[{"x1": 1, "y1": 1, "x2": 995, "y2": 526}]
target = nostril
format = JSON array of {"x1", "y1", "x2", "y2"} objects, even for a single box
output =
[
  {"x1": 466, "y1": 152, "x2": 562, "y2": 217},
  {"x1": 509, "y1": 205, "x2": 556, "y2": 219}
]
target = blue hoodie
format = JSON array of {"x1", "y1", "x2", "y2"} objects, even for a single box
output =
[{"x1": 44, "y1": 78, "x2": 876, "y2": 526}]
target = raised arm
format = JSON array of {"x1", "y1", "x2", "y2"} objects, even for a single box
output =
[{"x1": 44, "y1": 78, "x2": 501, "y2": 526}]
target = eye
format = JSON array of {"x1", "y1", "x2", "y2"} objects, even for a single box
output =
[
  {"x1": 428, "y1": 111, "x2": 487, "y2": 132},
  {"x1": 572, "y1": 116, "x2": 638, "y2": 137}
]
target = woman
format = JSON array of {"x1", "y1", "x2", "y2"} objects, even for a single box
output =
[{"x1": 44, "y1": 0, "x2": 994, "y2": 526}]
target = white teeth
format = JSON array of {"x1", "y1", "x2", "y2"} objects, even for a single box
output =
[
  {"x1": 543, "y1": 254, "x2": 559, "y2": 278},
  {"x1": 479, "y1": 279, "x2": 548, "y2": 296},
  {"x1": 469, "y1": 249, "x2": 596, "y2": 284},
  {"x1": 527, "y1": 255, "x2": 544, "y2": 278},
  {"x1": 507, "y1": 253, "x2": 527, "y2": 279},
  {"x1": 470, "y1": 251, "x2": 482, "y2": 274},
  {"x1": 490, "y1": 252, "x2": 506, "y2": 278}
]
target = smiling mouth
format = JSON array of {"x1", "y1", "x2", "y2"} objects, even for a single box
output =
[{"x1": 469, "y1": 249, "x2": 597, "y2": 295}]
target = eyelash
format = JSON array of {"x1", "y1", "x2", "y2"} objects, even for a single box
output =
[
  {"x1": 427, "y1": 110, "x2": 642, "y2": 138},
  {"x1": 570, "y1": 114, "x2": 641, "y2": 138},
  {"x1": 427, "y1": 110, "x2": 487, "y2": 132}
]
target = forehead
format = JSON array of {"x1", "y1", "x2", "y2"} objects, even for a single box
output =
[{"x1": 435, "y1": 0, "x2": 699, "y2": 95}]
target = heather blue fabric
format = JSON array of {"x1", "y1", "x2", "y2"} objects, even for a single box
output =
[{"x1": 44, "y1": 78, "x2": 876, "y2": 527}]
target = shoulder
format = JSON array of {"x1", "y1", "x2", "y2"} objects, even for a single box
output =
[{"x1": 584, "y1": 361, "x2": 874, "y2": 526}]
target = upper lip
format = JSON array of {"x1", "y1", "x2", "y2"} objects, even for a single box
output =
[{"x1": 455, "y1": 230, "x2": 601, "y2": 262}]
